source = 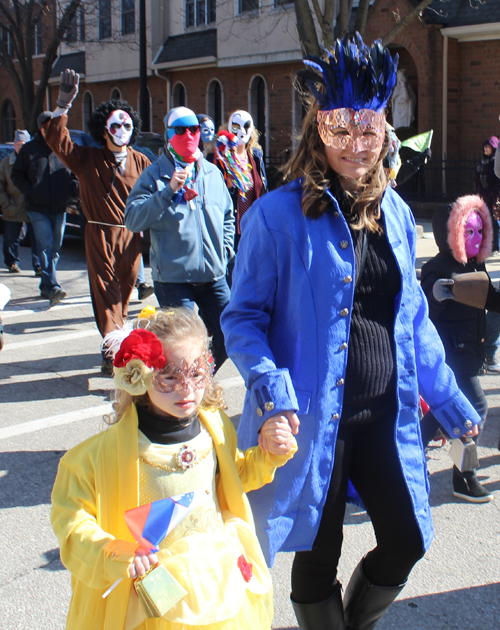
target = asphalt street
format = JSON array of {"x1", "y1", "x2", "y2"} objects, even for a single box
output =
[{"x1": 0, "y1": 227, "x2": 499, "y2": 630}]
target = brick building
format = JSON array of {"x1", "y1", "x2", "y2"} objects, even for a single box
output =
[{"x1": 2, "y1": 0, "x2": 500, "y2": 197}]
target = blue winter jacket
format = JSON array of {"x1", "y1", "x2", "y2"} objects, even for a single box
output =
[
  {"x1": 221, "y1": 179, "x2": 481, "y2": 566},
  {"x1": 124, "y1": 152, "x2": 234, "y2": 283}
]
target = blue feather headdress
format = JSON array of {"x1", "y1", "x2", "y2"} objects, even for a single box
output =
[{"x1": 297, "y1": 33, "x2": 398, "y2": 113}]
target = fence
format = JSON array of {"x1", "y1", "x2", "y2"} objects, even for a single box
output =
[{"x1": 265, "y1": 150, "x2": 482, "y2": 203}]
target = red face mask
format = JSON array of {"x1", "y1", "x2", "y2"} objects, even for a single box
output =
[{"x1": 169, "y1": 129, "x2": 200, "y2": 162}]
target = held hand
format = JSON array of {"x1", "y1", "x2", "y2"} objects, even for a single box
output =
[
  {"x1": 128, "y1": 547, "x2": 159, "y2": 579},
  {"x1": 170, "y1": 168, "x2": 188, "y2": 192},
  {"x1": 57, "y1": 69, "x2": 80, "y2": 109},
  {"x1": 258, "y1": 410, "x2": 300, "y2": 455},
  {"x1": 432, "y1": 278, "x2": 455, "y2": 302},
  {"x1": 464, "y1": 424, "x2": 479, "y2": 438}
]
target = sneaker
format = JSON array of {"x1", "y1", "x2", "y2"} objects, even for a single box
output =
[
  {"x1": 34, "y1": 265, "x2": 42, "y2": 277},
  {"x1": 9, "y1": 263, "x2": 20, "y2": 273},
  {"x1": 137, "y1": 283, "x2": 154, "y2": 301},
  {"x1": 40, "y1": 290, "x2": 49, "y2": 299},
  {"x1": 101, "y1": 358, "x2": 114, "y2": 376},
  {"x1": 452, "y1": 467, "x2": 493, "y2": 503},
  {"x1": 49, "y1": 288, "x2": 67, "y2": 307},
  {"x1": 484, "y1": 356, "x2": 500, "y2": 374}
]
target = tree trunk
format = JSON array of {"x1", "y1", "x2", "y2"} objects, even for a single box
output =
[
  {"x1": 293, "y1": 0, "x2": 321, "y2": 56},
  {"x1": 354, "y1": 0, "x2": 371, "y2": 36},
  {"x1": 338, "y1": 0, "x2": 349, "y2": 37}
]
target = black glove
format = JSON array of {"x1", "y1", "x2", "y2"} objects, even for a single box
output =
[{"x1": 57, "y1": 69, "x2": 80, "y2": 109}]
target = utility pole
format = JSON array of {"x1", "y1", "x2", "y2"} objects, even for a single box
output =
[{"x1": 139, "y1": 0, "x2": 150, "y2": 131}]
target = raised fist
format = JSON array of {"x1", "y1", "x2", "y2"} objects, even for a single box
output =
[{"x1": 57, "y1": 69, "x2": 80, "y2": 109}]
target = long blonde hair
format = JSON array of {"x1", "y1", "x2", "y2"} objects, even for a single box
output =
[
  {"x1": 106, "y1": 308, "x2": 225, "y2": 425},
  {"x1": 283, "y1": 99, "x2": 390, "y2": 232}
]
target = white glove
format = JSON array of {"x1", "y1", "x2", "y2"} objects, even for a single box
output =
[
  {"x1": 57, "y1": 69, "x2": 80, "y2": 109},
  {"x1": 432, "y1": 278, "x2": 455, "y2": 302}
]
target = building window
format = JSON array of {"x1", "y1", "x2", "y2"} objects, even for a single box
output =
[
  {"x1": 111, "y1": 88, "x2": 122, "y2": 100},
  {"x1": 33, "y1": 22, "x2": 43, "y2": 55},
  {"x1": 2, "y1": 99, "x2": 16, "y2": 142},
  {"x1": 250, "y1": 75, "x2": 267, "y2": 156},
  {"x1": 67, "y1": 4, "x2": 86, "y2": 43},
  {"x1": 207, "y1": 80, "x2": 223, "y2": 132},
  {"x1": 122, "y1": 0, "x2": 135, "y2": 35},
  {"x1": 1, "y1": 26, "x2": 14, "y2": 57},
  {"x1": 99, "y1": 0, "x2": 112, "y2": 40},
  {"x1": 239, "y1": 0, "x2": 258, "y2": 13},
  {"x1": 83, "y1": 91, "x2": 93, "y2": 132},
  {"x1": 173, "y1": 83, "x2": 186, "y2": 108},
  {"x1": 186, "y1": 0, "x2": 216, "y2": 27}
]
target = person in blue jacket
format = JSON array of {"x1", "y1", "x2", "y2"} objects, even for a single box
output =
[
  {"x1": 124, "y1": 106, "x2": 234, "y2": 373},
  {"x1": 221, "y1": 34, "x2": 481, "y2": 630}
]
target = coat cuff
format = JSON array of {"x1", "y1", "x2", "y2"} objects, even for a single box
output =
[
  {"x1": 250, "y1": 369, "x2": 298, "y2": 428},
  {"x1": 431, "y1": 393, "x2": 480, "y2": 438}
]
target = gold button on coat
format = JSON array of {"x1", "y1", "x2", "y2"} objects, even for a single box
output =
[
  {"x1": 340, "y1": 240, "x2": 349, "y2": 249},
  {"x1": 464, "y1": 420, "x2": 473, "y2": 428},
  {"x1": 336, "y1": 379, "x2": 344, "y2": 386},
  {"x1": 453, "y1": 427, "x2": 461, "y2": 435},
  {"x1": 343, "y1": 276, "x2": 352, "y2": 284},
  {"x1": 257, "y1": 408, "x2": 263, "y2": 417},
  {"x1": 339, "y1": 342, "x2": 348, "y2": 350},
  {"x1": 264, "y1": 402, "x2": 275, "y2": 412},
  {"x1": 340, "y1": 308, "x2": 349, "y2": 317},
  {"x1": 332, "y1": 413, "x2": 339, "y2": 420}
]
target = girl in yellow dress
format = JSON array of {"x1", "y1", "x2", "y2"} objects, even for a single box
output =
[{"x1": 51, "y1": 307, "x2": 296, "y2": 630}]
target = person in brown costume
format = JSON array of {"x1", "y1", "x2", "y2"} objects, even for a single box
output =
[{"x1": 43, "y1": 70, "x2": 151, "y2": 375}]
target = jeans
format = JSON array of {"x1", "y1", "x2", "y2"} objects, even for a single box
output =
[
  {"x1": 484, "y1": 310, "x2": 500, "y2": 359},
  {"x1": 2, "y1": 221, "x2": 39, "y2": 269},
  {"x1": 291, "y1": 415, "x2": 425, "y2": 604},
  {"x1": 27, "y1": 211, "x2": 65, "y2": 294},
  {"x1": 136, "y1": 257, "x2": 146, "y2": 286},
  {"x1": 153, "y1": 277, "x2": 230, "y2": 372}
]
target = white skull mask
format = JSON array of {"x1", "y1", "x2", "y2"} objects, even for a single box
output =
[
  {"x1": 229, "y1": 110, "x2": 254, "y2": 146},
  {"x1": 105, "y1": 110, "x2": 134, "y2": 147}
]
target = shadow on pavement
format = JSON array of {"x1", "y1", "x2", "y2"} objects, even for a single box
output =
[
  {"x1": 274, "y1": 582, "x2": 500, "y2": 630},
  {"x1": 0, "y1": 450, "x2": 65, "y2": 508}
]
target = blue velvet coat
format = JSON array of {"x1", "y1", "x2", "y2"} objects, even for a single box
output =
[{"x1": 221, "y1": 179, "x2": 481, "y2": 567}]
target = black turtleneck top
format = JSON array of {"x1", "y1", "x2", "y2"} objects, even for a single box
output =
[
  {"x1": 136, "y1": 404, "x2": 200, "y2": 445},
  {"x1": 330, "y1": 175, "x2": 401, "y2": 426}
]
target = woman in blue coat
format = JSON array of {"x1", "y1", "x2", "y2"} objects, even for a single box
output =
[{"x1": 221, "y1": 35, "x2": 481, "y2": 630}]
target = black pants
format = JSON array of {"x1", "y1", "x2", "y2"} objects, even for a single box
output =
[
  {"x1": 291, "y1": 417, "x2": 425, "y2": 605},
  {"x1": 420, "y1": 373, "x2": 487, "y2": 447}
]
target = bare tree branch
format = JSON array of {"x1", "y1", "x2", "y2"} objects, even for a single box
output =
[
  {"x1": 354, "y1": 0, "x2": 371, "y2": 36},
  {"x1": 382, "y1": 0, "x2": 436, "y2": 45},
  {"x1": 293, "y1": 0, "x2": 321, "y2": 55}
]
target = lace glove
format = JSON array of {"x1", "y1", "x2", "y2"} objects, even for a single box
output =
[
  {"x1": 57, "y1": 69, "x2": 80, "y2": 109},
  {"x1": 432, "y1": 278, "x2": 455, "y2": 302}
]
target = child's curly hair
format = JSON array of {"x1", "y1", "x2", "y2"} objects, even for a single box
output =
[
  {"x1": 106, "y1": 308, "x2": 226, "y2": 425},
  {"x1": 87, "y1": 99, "x2": 142, "y2": 147}
]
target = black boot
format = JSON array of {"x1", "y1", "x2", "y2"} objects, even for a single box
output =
[
  {"x1": 452, "y1": 466, "x2": 492, "y2": 503},
  {"x1": 343, "y1": 560, "x2": 405, "y2": 630},
  {"x1": 292, "y1": 582, "x2": 346, "y2": 630}
]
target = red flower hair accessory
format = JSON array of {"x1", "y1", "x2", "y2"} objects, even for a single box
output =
[{"x1": 114, "y1": 329, "x2": 166, "y2": 370}]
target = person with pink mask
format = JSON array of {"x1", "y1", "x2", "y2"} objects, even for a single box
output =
[{"x1": 420, "y1": 195, "x2": 500, "y2": 502}]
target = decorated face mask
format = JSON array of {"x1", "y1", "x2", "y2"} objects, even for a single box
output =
[
  {"x1": 464, "y1": 211, "x2": 483, "y2": 259},
  {"x1": 200, "y1": 118, "x2": 215, "y2": 144},
  {"x1": 152, "y1": 352, "x2": 215, "y2": 393},
  {"x1": 165, "y1": 107, "x2": 201, "y2": 162},
  {"x1": 106, "y1": 110, "x2": 134, "y2": 147},
  {"x1": 317, "y1": 109, "x2": 386, "y2": 153},
  {"x1": 229, "y1": 110, "x2": 254, "y2": 146}
]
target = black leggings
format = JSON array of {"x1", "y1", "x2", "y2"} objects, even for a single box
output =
[{"x1": 291, "y1": 417, "x2": 425, "y2": 605}]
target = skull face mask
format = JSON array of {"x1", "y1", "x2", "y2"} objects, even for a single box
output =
[
  {"x1": 317, "y1": 109, "x2": 386, "y2": 153},
  {"x1": 229, "y1": 110, "x2": 254, "y2": 146},
  {"x1": 105, "y1": 110, "x2": 134, "y2": 147}
]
